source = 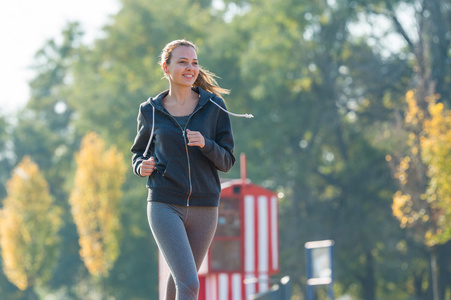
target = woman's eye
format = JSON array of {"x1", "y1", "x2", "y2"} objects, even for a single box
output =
[{"x1": 178, "y1": 60, "x2": 198, "y2": 66}]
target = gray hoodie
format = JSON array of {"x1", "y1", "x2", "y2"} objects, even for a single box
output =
[{"x1": 131, "y1": 87, "x2": 236, "y2": 207}]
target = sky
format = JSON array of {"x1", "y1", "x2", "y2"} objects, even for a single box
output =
[{"x1": 0, "y1": 0, "x2": 121, "y2": 114}]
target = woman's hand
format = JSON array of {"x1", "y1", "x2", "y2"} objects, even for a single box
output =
[
  {"x1": 140, "y1": 156, "x2": 156, "y2": 176},
  {"x1": 186, "y1": 129, "x2": 205, "y2": 148}
]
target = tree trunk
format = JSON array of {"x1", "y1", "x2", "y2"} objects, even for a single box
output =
[
  {"x1": 413, "y1": 270, "x2": 427, "y2": 299},
  {"x1": 27, "y1": 286, "x2": 37, "y2": 300},
  {"x1": 430, "y1": 246, "x2": 440, "y2": 300},
  {"x1": 437, "y1": 242, "x2": 451, "y2": 300},
  {"x1": 360, "y1": 251, "x2": 375, "y2": 300}
]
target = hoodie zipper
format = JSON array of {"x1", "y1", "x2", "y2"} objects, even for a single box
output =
[
  {"x1": 149, "y1": 93, "x2": 251, "y2": 206},
  {"x1": 181, "y1": 127, "x2": 192, "y2": 206},
  {"x1": 160, "y1": 102, "x2": 207, "y2": 207},
  {"x1": 183, "y1": 104, "x2": 205, "y2": 206}
]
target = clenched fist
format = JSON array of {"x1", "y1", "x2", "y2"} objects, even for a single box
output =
[
  {"x1": 186, "y1": 129, "x2": 205, "y2": 148},
  {"x1": 140, "y1": 157, "x2": 156, "y2": 176}
]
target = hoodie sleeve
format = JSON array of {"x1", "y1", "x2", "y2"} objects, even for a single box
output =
[
  {"x1": 130, "y1": 103, "x2": 151, "y2": 177},
  {"x1": 200, "y1": 97, "x2": 236, "y2": 172}
]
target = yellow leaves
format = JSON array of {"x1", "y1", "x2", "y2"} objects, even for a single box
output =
[
  {"x1": 420, "y1": 99, "x2": 451, "y2": 246},
  {"x1": 404, "y1": 90, "x2": 424, "y2": 125},
  {"x1": 392, "y1": 191, "x2": 431, "y2": 231},
  {"x1": 392, "y1": 89, "x2": 451, "y2": 246},
  {"x1": 69, "y1": 132, "x2": 126, "y2": 277},
  {"x1": 429, "y1": 101, "x2": 444, "y2": 116},
  {"x1": 0, "y1": 209, "x2": 28, "y2": 291},
  {"x1": 394, "y1": 156, "x2": 410, "y2": 185},
  {"x1": 392, "y1": 191, "x2": 411, "y2": 228},
  {"x1": 0, "y1": 156, "x2": 62, "y2": 290}
]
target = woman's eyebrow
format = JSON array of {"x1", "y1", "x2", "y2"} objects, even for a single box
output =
[{"x1": 177, "y1": 57, "x2": 198, "y2": 61}]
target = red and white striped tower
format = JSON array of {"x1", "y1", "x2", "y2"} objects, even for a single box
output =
[{"x1": 159, "y1": 154, "x2": 279, "y2": 300}]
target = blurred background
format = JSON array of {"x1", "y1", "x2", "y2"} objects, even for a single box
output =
[{"x1": 0, "y1": 0, "x2": 450, "y2": 299}]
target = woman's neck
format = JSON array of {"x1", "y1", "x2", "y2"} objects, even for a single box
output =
[
  {"x1": 163, "y1": 86, "x2": 199, "y2": 116},
  {"x1": 167, "y1": 86, "x2": 194, "y2": 105}
]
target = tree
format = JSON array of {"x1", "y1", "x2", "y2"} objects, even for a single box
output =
[
  {"x1": 14, "y1": 22, "x2": 82, "y2": 178},
  {"x1": 6, "y1": 0, "x2": 446, "y2": 298},
  {"x1": 391, "y1": 90, "x2": 451, "y2": 300},
  {"x1": 208, "y1": 0, "x2": 412, "y2": 298},
  {"x1": 421, "y1": 98, "x2": 451, "y2": 246},
  {"x1": 69, "y1": 132, "x2": 126, "y2": 280},
  {"x1": 0, "y1": 156, "x2": 62, "y2": 298},
  {"x1": 392, "y1": 91, "x2": 451, "y2": 246},
  {"x1": 65, "y1": 1, "x2": 226, "y2": 297},
  {"x1": 343, "y1": 0, "x2": 451, "y2": 298},
  {"x1": 361, "y1": 1, "x2": 451, "y2": 298},
  {"x1": 68, "y1": 0, "x2": 216, "y2": 154},
  {"x1": 10, "y1": 23, "x2": 87, "y2": 298}
]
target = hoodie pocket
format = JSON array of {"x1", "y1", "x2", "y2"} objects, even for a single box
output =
[{"x1": 160, "y1": 159, "x2": 189, "y2": 192}]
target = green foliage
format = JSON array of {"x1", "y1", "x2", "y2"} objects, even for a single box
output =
[
  {"x1": 8, "y1": 23, "x2": 87, "y2": 298},
  {"x1": 0, "y1": 113, "x2": 13, "y2": 199},
  {"x1": 68, "y1": 0, "x2": 217, "y2": 154},
  {"x1": 2, "y1": 0, "x2": 451, "y2": 299}
]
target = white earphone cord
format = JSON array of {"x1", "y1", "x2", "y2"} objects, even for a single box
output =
[{"x1": 209, "y1": 99, "x2": 254, "y2": 118}]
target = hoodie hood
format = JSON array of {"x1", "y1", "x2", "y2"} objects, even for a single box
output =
[
  {"x1": 148, "y1": 87, "x2": 213, "y2": 111},
  {"x1": 141, "y1": 86, "x2": 252, "y2": 157}
]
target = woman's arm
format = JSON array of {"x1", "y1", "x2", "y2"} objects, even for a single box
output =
[
  {"x1": 200, "y1": 98, "x2": 235, "y2": 172},
  {"x1": 130, "y1": 104, "x2": 152, "y2": 177}
]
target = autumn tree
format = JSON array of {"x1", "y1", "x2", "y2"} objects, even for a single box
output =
[
  {"x1": 0, "y1": 156, "x2": 62, "y2": 298},
  {"x1": 206, "y1": 0, "x2": 410, "y2": 298},
  {"x1": 421, "y1": 99, "x2": 451, "y2": 245},
  {"x1": 350, "y1": 0, "x2": 451, "y2": 298},
  {"x1": 391, "y1": 90, "x2": 451, "y2": 299},
  {"x1": 69, "y1": 132, "x2": 126, "y2": 280},
  {"x1": 392, "y1": 91, "x2": 451, "y2": 245},
  {"x1": 5, "y1": 23, "x2": 88, "y2": 296},
  {"x1": 65, "y1": 1, "x2": 224, "y2": 297}
]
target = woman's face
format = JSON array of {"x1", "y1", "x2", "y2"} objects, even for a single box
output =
[{"x1": 163, "y1": 46, "x2": 199, "y2": 88}]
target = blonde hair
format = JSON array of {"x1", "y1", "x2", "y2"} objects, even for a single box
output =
[{"x1": 159, "y1": 39, "x2": 230, "y2": 98}]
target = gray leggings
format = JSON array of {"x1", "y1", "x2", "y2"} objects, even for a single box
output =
[{"x1": 147, "y1": 202, "x2": 218, "y2": 300}]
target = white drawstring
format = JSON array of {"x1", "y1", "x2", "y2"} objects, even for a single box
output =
[
  {"x1": 209, "y1": 99, "x2": 254, "y2": 118},
  {"x1": 143, "y1": 105, "x2": 155, "y2": 157}
]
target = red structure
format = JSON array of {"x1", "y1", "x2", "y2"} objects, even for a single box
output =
[{"x1": 159, "y1": 154, "x2": 280, "y2": 300}]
